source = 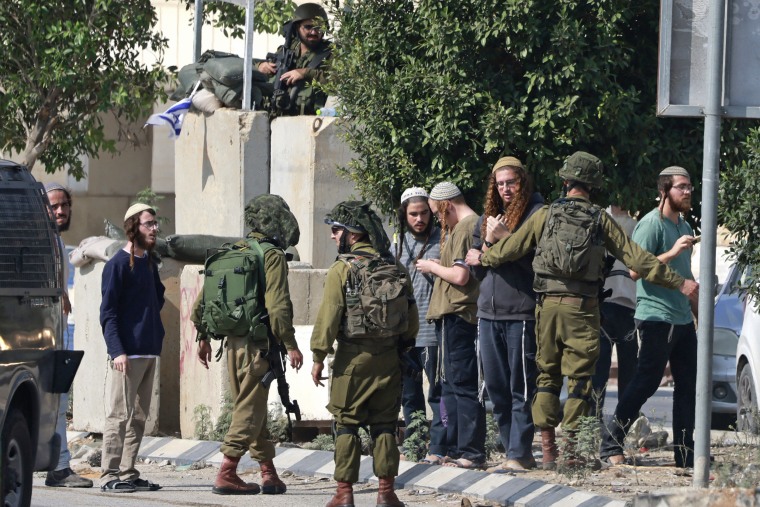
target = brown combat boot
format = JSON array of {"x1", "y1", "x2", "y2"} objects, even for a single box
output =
[
  {"x1": 326, "y1": 481, "x2": 354, "y2": 507},
  {"x1": 376, "y1": 476, "x2": 404, "y2": 507},
  {"x1": 212, "y1": 455, "x2": 261, "y2": 495},
  {"x1": 259, "y1": 459, "x2": 286, "y2": 494},
  {"x1": 541, "y1": 427, "x2": 558, "y2": 471}
]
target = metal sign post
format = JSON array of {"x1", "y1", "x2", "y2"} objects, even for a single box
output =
[{"x1": 192, "y1": 0, "x2": 256, "y2": 111}]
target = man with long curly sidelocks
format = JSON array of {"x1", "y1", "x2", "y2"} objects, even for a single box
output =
[
  {"x1": 193, "y1": 195, "x2": 304, "y2": 495},
  {"x1": 311, "y1": 201, "x2": 418, "y2": 507}
]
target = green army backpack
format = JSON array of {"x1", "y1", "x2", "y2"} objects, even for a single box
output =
[
  {"x1": 198, "y1": 239, "x2": 274, "y2": 346},
  {"x1": 532, "y1": 198, "x2": 607, "y2": 296},
  {"x1": 339, "y1": 252, "x2": 410, "y2": 339}
]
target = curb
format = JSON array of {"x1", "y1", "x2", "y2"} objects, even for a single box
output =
[{"x1": 118, "y1": 434, "x2": 625, "y2": 507}]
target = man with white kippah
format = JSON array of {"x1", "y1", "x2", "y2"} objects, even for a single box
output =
[
  {"x1": 394, "y1": 187, "x2": 445, "y2": 464},
  {"x1": 418, "y1": 182, "x2": 486, "y2": 469},
  {"x1": 600, "y1": 165, "x2": 700, "y2": 468},
  {"x1": 99, "y1": 203, "x2": 165, "y2": 493}
]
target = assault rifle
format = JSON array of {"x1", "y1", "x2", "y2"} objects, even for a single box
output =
[
  {"x1": 260, "y1": 313, "x2": 302, "y2": 441},
  {"x1": 265, "y1": 21, "x2": 298, "y2": 115}
]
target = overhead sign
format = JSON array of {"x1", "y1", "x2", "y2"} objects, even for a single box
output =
[{"x1": 658, "y1": 0, "x2": 760, "y2": 118}]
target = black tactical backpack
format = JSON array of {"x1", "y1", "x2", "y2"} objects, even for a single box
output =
[{"x1": 339, "y1": 252, "x2": 410, "y2": 339}]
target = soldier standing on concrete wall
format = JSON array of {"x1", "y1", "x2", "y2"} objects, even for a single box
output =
[
  {"x1": 194, "y1": 195, "x2": 303, "y2": 495},
  {"x1": 43, "y1": 183, "x2": 93, "y2": 488},
  {"x1": 466, "y1": 152, "x2": 699, "y2": 470},
  {"x1": 99, "y1": 203, "x2": 165, "y2": 493},
  {"x1": 311, "y1": 201, "x2": 419, "y2": 507}
]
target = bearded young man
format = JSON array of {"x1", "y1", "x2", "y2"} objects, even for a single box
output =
[
  {"x1": 99, "y1": 203, "x2": 165, "y2": 493},
  {"x1": 394, "y1": 188, "x2": 445, "y2": 464},
  {"x1": 600, "y1": 166, "x2": 700, "y2": 468}
]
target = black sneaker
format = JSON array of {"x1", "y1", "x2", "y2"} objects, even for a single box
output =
[
  {"x1": 45, "y1": 468, "x2": 93, "y2": 488},
  {"x1": 129, "y1": 478, "x2": 162, "y2": 491}
]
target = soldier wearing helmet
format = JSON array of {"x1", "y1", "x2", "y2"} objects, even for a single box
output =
[
  {"x1": 466, "y1": 151, "x2": 699, "y2": 470},
  {"x1": 255, "y1": 2, "x2": 332, "y2": 115},
  {"x1": 192, "y1": 194, "x2": 303, "y2": 496},
  {"x1": 311, "y1": 201, "x2": 418, "y2": 507}
]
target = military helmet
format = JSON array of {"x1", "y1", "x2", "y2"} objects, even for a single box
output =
[
  {"x1": 325, "y1": 201, "x2": 391, "y2": 254},
  {"x1": 558, "y1": 151, "x2": 604, "y2": 188},
  {"x1": 292, "y1": 3, "x2": 328, "y2": 23},
  {"x1": 244, "y1": 194, "x2": 300, "y2": 249}
]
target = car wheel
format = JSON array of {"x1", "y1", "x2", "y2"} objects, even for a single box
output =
[
  {"x1": 737, "y1": 364, "x2": 759, "y2": 434},
  {"x1": 1, "y1": 410, "x2": 33, "y2": 507}
]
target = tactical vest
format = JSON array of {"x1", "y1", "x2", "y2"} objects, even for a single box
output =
[
  {"x1": 198, "y1": 238, "x2": 275, "y2": 349},
  {"x1": 339, "y1": 251, "x2": 410, "y2": 340},
  {"x1": 532, "y1": 199, "x2": 606, "y2": 297}
]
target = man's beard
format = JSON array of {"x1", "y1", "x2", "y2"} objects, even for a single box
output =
[
  {"x1": 670, "y1": 195, "x2": 692, "y2": 214},
  {"x1": 299, "y1": 33, "x2": 321, "y2": 51},
  {"x1": 136, "y1": 232, "x2": 155, "y2": 251},
  {"x1": 58, "y1": 218, "x2": 71, "y2": 233}
]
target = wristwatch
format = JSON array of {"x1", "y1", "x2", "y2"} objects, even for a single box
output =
[{"x1": 484, "y1": 240, "x2": 494, "y2": 248}]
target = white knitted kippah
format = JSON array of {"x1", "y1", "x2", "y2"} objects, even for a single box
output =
[
  {"x1": 400, "y1": 187, "x2": 429, "y2": 204},
  {"x1": 429, "y1": 182, "x2": 462, "y2": 201},
  {"x1": 659, "y1": 166, "x2": 690, "y2": 178}
]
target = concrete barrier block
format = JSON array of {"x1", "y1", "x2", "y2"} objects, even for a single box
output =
[{"x1": 175, "y1": 109, "x2": 270, "y2": 236}]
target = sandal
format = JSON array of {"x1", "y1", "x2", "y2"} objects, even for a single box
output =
[
  {"x1": 418, "y1": 454, "x2": 444, "y2": 465},
  {"x1": 442, "y1": 458, "x2": 486, "y2": 470},
  {"x1": 129, "y1": 478, "x2": 162, "y2": 491},
  {"x1": 101, "y1": 479, "x2": 136, "y2": 493}
]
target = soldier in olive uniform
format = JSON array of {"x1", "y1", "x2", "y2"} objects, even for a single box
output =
[
  {"x1": 466, "y1": 152, "x2": 699, "y2": 469},
  {"x1": 193, "y1": 195, "x2": 304, "y2": 495},
  {"x1": 311, "y1": 201, "x2": 419, "y2": 507},
  {"x1": 254, "y1": 3, "x2": 332, "y2": 115}
]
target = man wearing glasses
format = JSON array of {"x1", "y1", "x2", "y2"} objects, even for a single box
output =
[
  {"x1": 255, "y1": 3, "x2": 332, "y2": 115},
  {"x1": 99, "y1": 203, "x2": 165, "y2": 493},
  {"x1": 600, "y1": 166, "x2": 700, "y2": 468}
]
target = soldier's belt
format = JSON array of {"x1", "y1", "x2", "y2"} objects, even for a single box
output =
[{"x1": 542, "y1": 295, "x2": 598, "y2": 309}]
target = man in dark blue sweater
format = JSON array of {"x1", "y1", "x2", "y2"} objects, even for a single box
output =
[{"x1": 99, "y1": 203, "x2": 165, "y2": 493}]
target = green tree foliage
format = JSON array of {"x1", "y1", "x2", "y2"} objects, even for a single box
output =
[
  {"x1": 0, "y1": 0, "x2": 168, "y2": 177},
  {"x1": 180, "y1": 0, "x2": 296, "y2": 38},
  {"x1": 327, "y1": 0, "x2": 751, "y2": 215},
  {"x1": 719, "y1": 128, "x2": 760, "y2": 303}
]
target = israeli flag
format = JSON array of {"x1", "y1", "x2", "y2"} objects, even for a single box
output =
[{"x1": 144, "y1": 98, "x2": 192, "y2": 139}]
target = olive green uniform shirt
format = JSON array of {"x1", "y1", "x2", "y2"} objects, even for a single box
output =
[
  {"x1": 426, "y1": 214, "x2": 480, "y2": 324},
  {"x1": 310, "y1": 241, "x2": 419, "y2": 363},
  {"x1": 481, "y1": 198, "x2": 685, "y2": 292}
]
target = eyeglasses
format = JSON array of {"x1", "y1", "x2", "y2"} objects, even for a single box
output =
[
  {"x1": 50, "y1": 202, "x2": 71, "y2": 210},
  {"x1": 496, "y1": 178, "x2": 519, "y2": 189},
  {"x1": 672, "y1": 184, "x2": 694, "y2": 194},
  {"x1": 301, "y1": 24, "x2": 323, "y2": 33},
  {"x1": 140, "y1": 221, "x2": 160, "y2": 230},
  {"x1": 331, "y1": 225, "x2": 342, "y2": 235}
]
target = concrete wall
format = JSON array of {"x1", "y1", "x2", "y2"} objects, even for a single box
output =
[
  {"x1": 178, "y1": 264, "x2": 331, "y2": 438},
  {"x1": 72, "y1": 258, "x2": 186, "y2": 435},
  {"x1": 270, "y1": 116, "x2": 360, "y2": 269},
  {"x1": 174, "y1": 110, "x2": 270, "y2": 236}
]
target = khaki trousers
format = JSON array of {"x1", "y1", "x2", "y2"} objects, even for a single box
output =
[
  {"x1": 219, "y1": 335, "x2": 275, "y2": 461},
  {"x1": 100, "y1": 357, "x2": 157, "y2": 485}
]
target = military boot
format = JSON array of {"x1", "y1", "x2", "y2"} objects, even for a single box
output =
[
  {"x1": 259, "y1": 459, "x2": 286, "y2": 494},
  {"x1": 326, "y1": 481, "x2": 354, "y2": 507},
  {"x1": 376, "y1": 477, "x2": 404, "y2": 507},
  {"x1": 212, "y1": 455, "x2": 260, "y2": 495},
  {"x1": 541, "y1": 427, "x2": 558, "y2": 471}
]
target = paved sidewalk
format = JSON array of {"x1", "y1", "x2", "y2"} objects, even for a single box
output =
[{"x1": 65, "y1": 432, "x2": 626, "y2": 507}]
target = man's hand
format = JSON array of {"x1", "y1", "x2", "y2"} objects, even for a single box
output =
[
  {"x1": 113, "y1": 354, "x2": 130, "y2": 374},
  {"x1": 465, "y1": 248, "x2": 482, "y2": 267},
  {"x1": 280, "y1": 68, "x2": 308, "y2": 85},
  {"x1": 312, "y1": 361, "x2": 327, "y2": 387},
  {"x1": 288, "y1": 348, "x2": 304, "y2": 372},
  {"x1": 679, "y1": 279, "x2": 700, "y2": 305},
  {"x1": 486, "y1": 215, "x2": 510, "y2": 242},
  {"x1": 671, "y1": 235, "x2": 696, "y2": 257},
  {"x1": 258, "y1": 61, "x2": 276, "y2": 75},
  {"x1": 198, "y1": 339, "x2": 212, "y2": 369},
  {"x1": 415, "y1": 258, "x2": 439, "y2": 275}
]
